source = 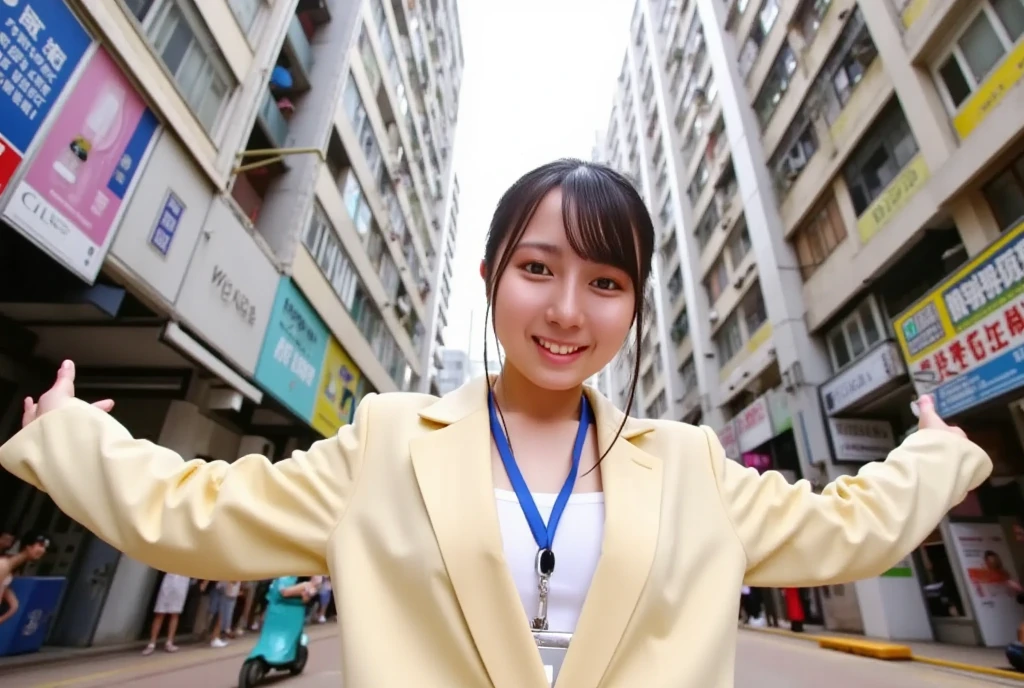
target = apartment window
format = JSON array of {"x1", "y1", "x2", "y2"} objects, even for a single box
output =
[
  {"x1": 671, "y1": 309, "x2": 690, "y2": 344},
  {"x1": 642, "y1": 366, "x2": 657, "y2": 393},
  {"x1": 226, "y1": 0, "x2": 261, "y2": 36},
  {"x1": 827, "y1": 296, "x2": 885, "y2": 370},
  {"x1": 792, "y1": 195, "x2": 847, "y2": 279},
  {"x1": 843, "y1": 101, "x2": 918, "y2": 216},
  {"x1": 342, "y1": 173, "x2": 373, "y2": 236},
  {"x1": 771, "y1": 112, "x2": 818, "y2": 192},
  {"x1": 359, "y1": 26, "x2": 383, "y2": 92},
  {"x1": 660, "y1": 232, "x2": 679, "y2": 267},
  {"x1": 688, "y1": 159, "x2": 709, "y2": 205},
  {"x1": 795, "y1": 0, "x2": 833, "y2": 43},
  {"x1": 646, "y1": 390, "x2": 668, "y2": 419},
  {"x1": 679, "y1": 357, "x2": 697, "y2": 391},
  {"x1": 727, "y1": 220, "x2": 751, "y2": 267},
  {"x1": 695, "y1": 200, "x2": 720, "y2": 249},
  {"x1": 983, "y1": 150, "x2": 1024, "y2": 231},
  {"x1": 827, "y1": 10, "x2": 878, "y2": 109},
  {"x1": 753, "y1": 43, "x2": 798, "y2": 129},
  {"x1": 124, "y1": 0, "x2": 235, "y2": 132},
  {"x1": 715, "y1": 311, "x2": 744, "y2": 362},
  {"x1": 746, "y1": 0, "x2": 780, "y2": 55},
  {"x1": 740, "y1": 282, "x2": 768, "y2": 336},
  {"x1": 934, "y1": 1, "x2": 1024, "y2": 113},
  {"x1": 303, "y1": 204, "x2": 411, "y2": 387},
  {"x1": 668, "y1": 266, "x2": 684, "y2": 301},
  {"x1": 342, "y1": 73, "x2": 386, "y2": 186},
  {"x1": 704, "y1": 255, "x2": 728, "y2": 304}
]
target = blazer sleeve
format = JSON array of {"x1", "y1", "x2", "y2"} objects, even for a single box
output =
[
  {"x1": 0, "y1": 395, "x2": 375, "y2": 581},
  {"x1": 704, "y1": 426, "x2": 992, "y2": 587}
]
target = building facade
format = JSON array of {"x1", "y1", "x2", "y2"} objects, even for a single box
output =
[
  {"x1": 0, "y1": 0, "x2": 462, "y2": 650},
  {"x1": 600, "y1": 0, "x2": 1024, "y2": 647}
]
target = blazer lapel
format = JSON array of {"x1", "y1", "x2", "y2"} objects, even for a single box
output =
[
  {"x1": 410, "y1": 379, "x2": 548, "y2": 688},
  {"x1": 557, "y1": 390, "x2": 663, "y2": 687}
]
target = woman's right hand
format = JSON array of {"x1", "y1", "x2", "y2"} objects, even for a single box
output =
[{"x1": 22, "y1": 360, "x2": 114, "y2": 427}]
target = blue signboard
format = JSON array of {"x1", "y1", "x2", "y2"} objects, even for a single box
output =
[
  {"x1": 0, "y1": 0, "x2": 93, "y2": 152},
  {"x1": 255, "y1": 278, "x2": 330, "y2": 422},
  {"x1": 150, "y1": 191, "x2": 185, "y2": 256}
]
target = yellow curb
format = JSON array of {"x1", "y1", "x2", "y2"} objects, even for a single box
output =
[
  {"x1": 741, "y1": 626, "x2": 1024, "y2": 681},
  {"x1": 912, "y1": 655, "x2": 1024, "y2": 682}
]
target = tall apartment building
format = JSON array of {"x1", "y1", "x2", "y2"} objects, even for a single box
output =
[
  {"x1": 601, "y1": 0, "x2": 1024, "y2": 648},
  {"x1": 0, "y1": 0, "x2": 462, "y2": 650}
]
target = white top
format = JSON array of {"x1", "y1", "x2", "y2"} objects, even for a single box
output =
[{"x1": 495, "y1": 489, "x2": 605, "y2": 634}]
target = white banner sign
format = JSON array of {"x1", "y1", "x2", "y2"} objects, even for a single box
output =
[{"x1": 828, "y1": 418, "x2": 895, "y2": 462}]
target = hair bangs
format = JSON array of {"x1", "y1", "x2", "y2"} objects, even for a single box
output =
[{"x1": 559, "y1": 166, "x2": 651, "y2": 290}]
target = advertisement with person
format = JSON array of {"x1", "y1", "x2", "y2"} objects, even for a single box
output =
[
  {"x1": 948, "y1": 522, "x2": 1024, "y2": 646},
  {"x1": 893, "y1": 218, "x2": 1024, "y2": 417},
  {"x1": 0, "y1": 0, "x2": 93, "y2": 195},
  {"x1": 255, "y1": 278, "x2": 330, "y2": 424},
  {"x1": 312, "y1": 337, "x2": 363, "y2": 438},
  {"x1": 3, "y1": 46, "x2": 159, "y2": 283}
]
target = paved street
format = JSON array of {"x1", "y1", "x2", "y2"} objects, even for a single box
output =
[{"x1": 3, "y1": 628, "x2": 1021, "y2": 687}]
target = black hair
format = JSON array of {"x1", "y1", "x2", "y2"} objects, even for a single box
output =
[{"x1": 482, "y1": 158, "x2": 655, "y2": 471}]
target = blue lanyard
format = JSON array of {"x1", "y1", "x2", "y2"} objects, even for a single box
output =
[{"x1": 487, "y1": 390, "x2": 592, "y2": 572}]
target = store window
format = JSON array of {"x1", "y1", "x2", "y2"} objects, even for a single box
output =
[
  {"x1": 825, "y1": 295, "x2": 885, "y2": 370},
  {"x1": 934, "y1": 1, "x2": 1024, "y2": 113},
  {"x1": 792, "y1": 195, "x2": 847, "y2": 279},
  {"x1": 843, "y1": 100, "x2": 919, "y2": 216},
  {"x1": 753, "y1": 43, "x2": 798, "y2": 129},
  {"x1": 704, "y1": 255, "x2": 729, "y2": 304},
  {"x1": 715, "y1": 310, "x2": 744, "y2": 362},
  {"x1": 982, "y1": 149, "x2": 1024, "y2": 231},
  {"x1": 124, "y1": 0, "x2": 236, "y2": 133}
]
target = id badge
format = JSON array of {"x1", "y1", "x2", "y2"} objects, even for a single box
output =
[{"x1": 533, "y1": 631, "x2": 571, "y2": 686}]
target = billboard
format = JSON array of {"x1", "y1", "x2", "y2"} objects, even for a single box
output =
[
  {"x1": 893, "y1": 218, "x2": 1024, "y2": 416},
  {"x1": 2, "y1": 47, "x2": 159, "y2": 283}
]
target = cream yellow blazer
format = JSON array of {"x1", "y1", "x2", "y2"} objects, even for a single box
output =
[{"x1": 0, "y1": 377, "x2": 992, "y2": 687}]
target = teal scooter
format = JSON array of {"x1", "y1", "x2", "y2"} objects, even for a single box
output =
[{"x1": 238, "y1": 577, "x2": 312, "y2": 687}]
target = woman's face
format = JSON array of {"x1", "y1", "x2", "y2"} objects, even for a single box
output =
[{"x1": 487, "y1": 188, "x2": 636, "y2": 391}]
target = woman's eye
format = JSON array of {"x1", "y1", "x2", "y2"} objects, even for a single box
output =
[
  {"x1": 523, "y1": 262, "x2": 551, "y2": 276},
  {"x1": 592, "y1": 277, "x2": 620, "y2": 291}
]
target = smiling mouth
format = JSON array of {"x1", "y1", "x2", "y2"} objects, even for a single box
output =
[{"x1": 533, "y1": 336, "x2": 588, "y2": 356}]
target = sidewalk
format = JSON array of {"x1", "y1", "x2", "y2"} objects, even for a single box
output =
[
  {"x1": 742, "y1": 623, "x2": 1019, "y2": 680},
  {"x1": 0, "y1": 623, "x2": 337, "y2": 673}
]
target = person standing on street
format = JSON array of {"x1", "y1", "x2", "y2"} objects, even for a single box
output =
[{"x1": 142, "y1": 572, "x2": 191, "y2": 654}]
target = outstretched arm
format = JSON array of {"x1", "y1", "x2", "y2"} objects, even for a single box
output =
[
  {"x1": 0, "y1": 362, "x2": 371, "y2": 581},
  {"x1": 709, "y1": 395, "x2": 992, "y2": 588}
]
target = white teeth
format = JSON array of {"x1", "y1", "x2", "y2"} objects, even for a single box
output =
[{"x1": 538, "y1": 338, "x2": 580, "y2": 355}]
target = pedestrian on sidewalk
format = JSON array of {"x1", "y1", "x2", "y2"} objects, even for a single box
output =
[
  {"x1": 784, "y1": 588, "x2": 805, "y2": 633},
  {"x1": 3, "y1": 165, "x2": 995, "y2": 687},
  {"x1": 207, "y1": 581, "x2": 240, "y2": 648},
  {"x1": 0, "y1": 533, "x2": 49, "y2": 627},
  {"x1": 142, "y1": 573, "x2": 191, "y2": 655}
]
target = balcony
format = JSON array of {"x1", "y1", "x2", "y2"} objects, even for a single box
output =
[
  {"x1": 256, "y1": 90, "x2": 290, "y2": 149},
  {"x1": 281, "y1": 15, "x2": 314, "y2": 91}
]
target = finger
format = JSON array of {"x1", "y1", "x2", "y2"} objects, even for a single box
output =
[
  {"x1": 21, "y1": 397, "x2": 36, "y2": 425},
  {"x1": 92, "y1": 399, "x2": 115, "y2": 413}
]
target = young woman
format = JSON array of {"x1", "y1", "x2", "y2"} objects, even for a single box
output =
[{"x1": 0, "y1": 159, "x2": 992, "y2": 687}]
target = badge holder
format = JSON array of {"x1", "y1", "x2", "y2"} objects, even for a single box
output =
[{"x1": 533, "y1": 630, "x2": 571, "y2": 686}]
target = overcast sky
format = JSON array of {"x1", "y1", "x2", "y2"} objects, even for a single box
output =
[{"x1": 444, "y1": 0, "x2": 633, "y2": 362}]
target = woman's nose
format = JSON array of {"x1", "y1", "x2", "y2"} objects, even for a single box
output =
[{"x1": 546, "y1": 284, "x2": 585, "y2": 329}]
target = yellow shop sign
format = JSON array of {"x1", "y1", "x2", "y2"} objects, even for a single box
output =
[
  {"x1": 954, "y1": 39, "x2": 1024, "y2": 139},
  {"x1": 856, "y1": 154, "x2": 929, "y2": 244}
]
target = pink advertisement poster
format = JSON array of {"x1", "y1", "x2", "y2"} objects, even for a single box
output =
[{"x1": 3, "y1": 47, "x2": 159, "y2": 283}]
